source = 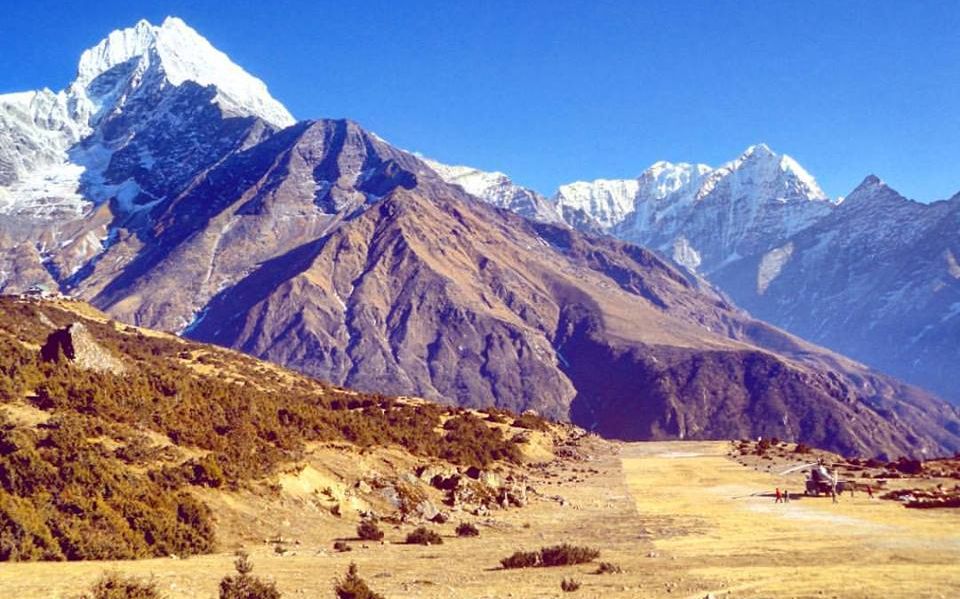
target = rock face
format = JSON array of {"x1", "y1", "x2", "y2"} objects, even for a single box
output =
[
  {"x1": 712, "y1": 176, "x2": 960, "y2": 405},
  {"x1": 1, "y1": 18, "x2": 958, "y2": 458},
  {"x1": 41, "y1": 322, "x2": 127, "y2": 374}
]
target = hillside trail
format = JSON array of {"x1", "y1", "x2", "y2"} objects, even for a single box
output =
[{"x1": 621, "y1": 441, "x2": 960, "y2": 599}]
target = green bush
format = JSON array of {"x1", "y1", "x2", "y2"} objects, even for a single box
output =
[
  {"x1": 334, "y1": 563, "x2": 383, "y2": 599},
  {"x1": 405, "y1": 526, "x2": 442, "y2": 545}
]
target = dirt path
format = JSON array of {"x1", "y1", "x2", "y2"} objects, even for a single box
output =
[{"x1": 621, "y1": 441, "x2": 960, "y2": 598}]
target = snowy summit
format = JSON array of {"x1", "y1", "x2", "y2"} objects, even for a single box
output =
[
  {"x1": 73, "y1": 17, "x2": 294, "y2": 128},
  {"x1": 0, "y1": 16, "x2": 294, "y2": 217}
]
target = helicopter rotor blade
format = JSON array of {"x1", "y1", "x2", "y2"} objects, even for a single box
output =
[{"x1": 777, "y1": 462, "x2": 819, "y2": 476}]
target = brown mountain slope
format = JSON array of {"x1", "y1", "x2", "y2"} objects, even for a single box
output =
[{"x1": 18, "y1": 119, "x2": 959, "y2": 458}]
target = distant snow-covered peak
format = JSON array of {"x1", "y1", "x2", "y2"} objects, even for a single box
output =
[
  {"x1": 638, "y1": 160, "x2": 712, "y2": 201},
  {"x1": 421, "y1": 158, "x2": 512, "y2": 197},
  {"x1": 72, "y1": 16, "x2": 294, "y2": 128},
  {"x1": 422, "y1": 157, "x2": 563, "y2": 224},
  {"x1": 697, "y1": 144, "x2": 829, "y2": 204},
  {"x1": 554, "y1": 178, "x2": 640, "y2": 229}
]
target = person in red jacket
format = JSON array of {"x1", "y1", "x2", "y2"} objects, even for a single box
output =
[{"x1": 775, "y1": 487, "x2": 783, "y2": 503}]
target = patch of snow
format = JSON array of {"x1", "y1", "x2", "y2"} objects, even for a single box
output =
[
  {"x1": 757, "y1": 242, "x2": 795, "y2": 294},
  {"x1": 672, "y1": 236, "x2": 702, "y2": 272}
]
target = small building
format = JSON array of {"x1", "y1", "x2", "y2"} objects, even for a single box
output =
[{"x1": 22, "y1": 284, "x2": 54, "y2": 299}]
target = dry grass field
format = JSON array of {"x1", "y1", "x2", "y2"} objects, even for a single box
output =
[{"x1": 2, "y1": 439, "x2": 957, "y2": 598}]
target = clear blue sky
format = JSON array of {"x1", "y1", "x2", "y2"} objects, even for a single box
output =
[{"x1": 1, "y1": 1, "x2": 958, "y2": 201}]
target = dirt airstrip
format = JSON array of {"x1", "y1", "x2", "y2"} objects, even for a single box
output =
[{"x1": 2, "y1": 440, "x2": 958, "y2": 598}]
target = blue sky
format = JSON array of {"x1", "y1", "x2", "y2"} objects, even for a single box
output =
[{"x1": 1, "y1": 1, "x2": 957, "y2": 200}]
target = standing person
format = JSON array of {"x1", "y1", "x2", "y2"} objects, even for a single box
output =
[
  {"x1": 775, "y1": 487, "x2": 783, "y2": 503},
  {"x1": 784, "y1": 489, "x2": 790, "y2": 503},
  {"x1": 866, "y1": 485, "x2": 874, "y2": 499}
]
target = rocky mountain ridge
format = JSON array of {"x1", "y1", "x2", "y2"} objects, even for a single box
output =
[
  {"x1": 0, "y1": 18, "x2": 957, "y2": 457},
  {"x1": 428, "y1": 151, "x2": 959, "y2": 405}
]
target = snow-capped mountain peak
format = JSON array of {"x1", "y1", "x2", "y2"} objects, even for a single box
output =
[
  {"x1": 695, "y1": 144, "x2": 829, "y2": 204},
  {"x1": 639, "y1": 160, "x2": 712, "y2": 200},
  {"x1": 72, "y1": 16, "x2": 294, "y2": 128},
  {"x1": 0, "y1": 17, "x2": 296, "y2": 219}
]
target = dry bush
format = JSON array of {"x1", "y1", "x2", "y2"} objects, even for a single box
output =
[
  {"x1": 500, "y1": 550, "x2": 540, "y2": 569},
  {"x1": 334, "y1": 563, "x2": 384, "y2": 599},
  {"x1": 333, "y1": 540, "x2": 352, "y2": 552},
  {"x1": 512, "y1": 413, "x2": 549, "y2": 431},
  {"x1": 405, "y1": 526, "x2": 442, "y2": 545},
  {"x1": 561, "y1": 578, "x2": 581, "y2": 592},
  {"x1": 539, "y1": 544, "x2": 600, "y2": 567},
  {"x1": 356, "y1": 520, "x2": 384, "y2": 541},
  {"x1": 219, "y1": 551, "x2": 281, "y2": 599},
  {"x1": 74, "y1": 572, "x2": 162, "y2": 599},
  {"x1": 594, "y1": 561, "x2": 622, "y2": 574},
  {"x1": 455, "y1": 522, "x2": 479, "y2": 537},
  {"x1": 501, "y1": 544, "x2": 600, "y2": 569}
]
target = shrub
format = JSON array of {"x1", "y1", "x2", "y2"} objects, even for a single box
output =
[
  {"x1": 334, "y1": 563, "x2": 384, "y2": 599},
  {"x1": 594, "y1": 562, "x2": 622, "y2": 574},
  {"x1": 561, "y1": 578, "x2": 581, "y2": 592},
  {"x1": 512, "y1": 413, "x2": 549, "y2": 431},
  {"x1": 501, "y1": 544, "x2": 600, "y2": 569},
  {"x1": 539, "y1": 544, "x2": 600, "y2": 567},
  {"x1": 794, "y1": 443, "x2": 812, "y2": 454},
  {"x1": 333, "y1": 540, "x2": 352, "y2": 552},
  {"x1": 500, "y1": 550, "x2": 540, "y2": 569},
  {"x1": 455, "y1": 522, "x2": 479, "y2": 537},
  {"x1": 895, "y1": 458, "x2": 924, "y2": 475},
  {"x1": 75, "y1": 572, "x2": 162, "y2": 599},
  {"x1": 405, "y1": 526, "x2": 442, "y2": 545},
  {"x1": 356, "y1": 520, "x2": 384, "y2": 541},
  {"x1": 218, "y1": 551, "x2": 281, "y2": 599}
]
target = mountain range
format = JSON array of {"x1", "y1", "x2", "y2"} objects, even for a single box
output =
[
  {"x1": 0, "y1": 17, "x2": 958, "y2": 458},
  {"x1": 430, "y1": 145, "x2": 960, "y2": 408}
]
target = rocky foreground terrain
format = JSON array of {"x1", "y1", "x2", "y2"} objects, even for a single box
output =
[{"x1": 2, "y1": 433, "x2": 957, "y2": 598}]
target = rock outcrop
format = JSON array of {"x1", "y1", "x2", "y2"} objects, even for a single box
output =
[{"x1": 41, "y1": 322, "x2": 127, "y2": 374}]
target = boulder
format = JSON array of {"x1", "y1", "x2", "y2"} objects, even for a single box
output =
[{"x1": 41, "y1": 323, "x2": 126, "y2": 374}]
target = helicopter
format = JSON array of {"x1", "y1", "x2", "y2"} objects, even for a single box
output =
[{"x1": 778, "y1": 458, "x2": 850, "y2": 496}]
